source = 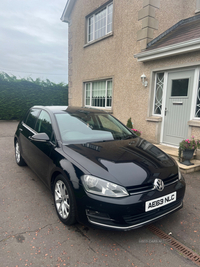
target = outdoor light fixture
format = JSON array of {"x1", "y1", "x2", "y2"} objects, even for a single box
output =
[{"x1": 141, "y1": 73, "x2": 148, "y2": 87}]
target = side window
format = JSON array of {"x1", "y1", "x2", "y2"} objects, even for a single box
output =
[
  {"x1": 25, "y1": 109, "x2": 40, "y2": 129},
  {"x1": 35, "y1": 110, "x2": 53, "y2": 139}
]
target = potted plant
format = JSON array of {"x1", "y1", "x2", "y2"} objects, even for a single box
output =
[
  {"x1": 179, "y1": 137, "x2": 200, "y2": 166},
  {"x1": 126, "y1": 118, "x2": 141, "y2": 137},
  {"x1": 132, "y1": 129, "x2": 142, "y2": 137}
]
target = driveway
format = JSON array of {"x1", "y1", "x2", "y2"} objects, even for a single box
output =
[{"x1": 0, "y1": 121, "x2": 199, "y2": 267}]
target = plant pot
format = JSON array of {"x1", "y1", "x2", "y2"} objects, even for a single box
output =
[
  {"x1": 196, "y1": 149, "x2": 200, "y2": 160},
  {"x1": 182, "y1": 149, "x2": 195, "y2": 166}
]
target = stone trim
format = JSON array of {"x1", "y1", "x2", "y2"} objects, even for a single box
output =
[
  {"x1": 137, "y1": 28, "x2": 154, "y2": 41},
  {"x1": 188, "y1": 120, "x2": 200, "y2": 127},
  {"x1": 137, "y1": 0, "x2": 160, "y2": 50},
  {"x1": 142, "y1": 17, "x2": 158, "y2": 30},
  {"x1": 138, "y1": 6, "x2": 156, "y2": 20},
  {"x1": 143, "y1": 0, "x2": 160, "y2": 8},
  {"x1": 196, "y1": 0, "x2": 200, "y2": 13},
  {"x1": 146, "y1": 116, "x2": 162, "y2": 122}
]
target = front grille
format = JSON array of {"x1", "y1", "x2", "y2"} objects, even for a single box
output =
[
  {"x1": 126, "y1": 184, "x2": 154, "y2": 195},
  {"x1": 163, "y1": 174, "x2": 179, "y2": 186},
  {"x1": 126, "y1": 174, "x2": 179, "y2": 195}
]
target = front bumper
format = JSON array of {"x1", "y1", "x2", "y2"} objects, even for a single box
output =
[{"x1": 75, "y1": 179, "x2": 185, "y2": 231}]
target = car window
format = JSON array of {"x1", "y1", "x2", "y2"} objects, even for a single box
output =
[
  {"x1": 97, "y1": 115, "x2": 123, "y2": 133},
  {"x1": 55, "y1": 112, "x2": 133, "y2": 144},
  {"x1": 35, "y1": 110, "x2": 53, "y2": 139},
  {"x1": 25, "y1": 109, "x2": 41, "y2": 129}
]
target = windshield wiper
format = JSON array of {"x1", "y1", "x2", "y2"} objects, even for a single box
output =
[{"x1": 121, "y1": 135, "x2": 133, "y2": 140}]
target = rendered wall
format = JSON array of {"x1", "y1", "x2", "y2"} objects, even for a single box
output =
[{"x1": 67, "y1": 0, "x2": 199, "y2": 143}]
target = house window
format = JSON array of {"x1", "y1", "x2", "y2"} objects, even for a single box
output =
[
  {"x1": 153, "y1": 73, "x2": 164, "y2": 115},
  {"x1": 85, "y1": 80, "x2": 112, "y2": 108},
  {"x1": 87, "y1": 2, "x2": 113, "y2": 43},
  {"x1": 195, "y1": 72, "x2": 200, "y2": 117}
]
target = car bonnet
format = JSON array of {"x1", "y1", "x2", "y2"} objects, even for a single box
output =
[{"x1": 62, "y1": 138, "x2": 178, "y2": 188}]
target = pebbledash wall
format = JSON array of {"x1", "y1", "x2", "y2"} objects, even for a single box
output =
[{"x1": 63, "y1": 0, "x2": 200, "y2": 145}]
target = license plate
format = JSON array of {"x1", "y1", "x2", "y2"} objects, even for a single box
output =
[{"x1": 145, "y1": 192, "x2": 177, "y2": 212}]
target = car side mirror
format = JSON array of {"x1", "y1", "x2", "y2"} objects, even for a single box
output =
[{"x1": 31, "y1": 133, "x2": 50, "y2": 142}]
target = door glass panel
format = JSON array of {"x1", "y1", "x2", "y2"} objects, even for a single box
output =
[
  {"x1": 35, "y1": 110, "x2": 53, "y2": 139},
  {"x1": 171, "y1": 79, "x2": 189, "y2": 96},
  {"x1": 195, "y1": 74, "x2": 200, "y2": 118},
  {"x1": 25, "y1": 109, "x2": 40, "y2": 129},
  {"x1": 154, "y1": 73, "x2": 164, "y2": 114}
]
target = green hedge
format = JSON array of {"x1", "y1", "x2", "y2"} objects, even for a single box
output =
[{"x1": 0, "y1": 73, "x2": 68, "y2": 120}]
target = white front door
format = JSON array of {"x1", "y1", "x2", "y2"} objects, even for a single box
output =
[{"x1": 162, "y1": 69, "x2": 195, "y2": 146}]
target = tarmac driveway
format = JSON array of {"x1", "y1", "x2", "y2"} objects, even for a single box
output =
[{"x1": 0, "y1": 121, "x2": 200, "y2": 267}]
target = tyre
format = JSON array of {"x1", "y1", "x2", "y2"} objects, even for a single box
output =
[
  {"x1": 53, "y1": 174, "x2": 76, "y2": 225},
  {"x1": 15, "y1": 140, "x2": 26, "y2": 166}
]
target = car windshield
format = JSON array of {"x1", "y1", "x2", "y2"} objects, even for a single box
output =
[{"x1": 55, "y1": 111, "x2": 134, "y2": 144}]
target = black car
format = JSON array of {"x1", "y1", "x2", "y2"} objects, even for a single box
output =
[{"x1": 14, "y1": 106, "x2": 185, "y2": 230}]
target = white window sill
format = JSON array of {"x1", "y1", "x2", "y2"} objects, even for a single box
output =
[{"x1": 84, "y1": 32, "x2": 113, "y2": 48}]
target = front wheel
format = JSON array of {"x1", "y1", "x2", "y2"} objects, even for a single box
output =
[
  {"x1": 15, "y1": 140, "x2": 26, "y2": 166},
  {"x1": 53, "y1": 175, "x2": 76, "y2": 225}
]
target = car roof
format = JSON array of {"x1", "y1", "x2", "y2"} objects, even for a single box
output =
[{"x1": 32, "y1": 106, "x2": 107, "y2": 114}]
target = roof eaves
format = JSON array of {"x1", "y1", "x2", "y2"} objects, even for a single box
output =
[
  {"x1": 147, "y1": 14, "x2": 200, "y2": 49},
  {"x1": 134, "y1": 38, "x2": 200, "y2": 62},
  {"x1": 61, "y1": 0, "x2": 76, "y2": 23}
]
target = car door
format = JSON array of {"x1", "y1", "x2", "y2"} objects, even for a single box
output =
[
  {"x1": 20, "y1": 108, "x2": 41, "y2": 169},
  {"x1": 31, "y1": 110, "x2": 55, "y2": 184}
]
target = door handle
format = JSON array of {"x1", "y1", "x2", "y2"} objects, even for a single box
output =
[{"x1": 165, "y1": 108, "x2": 168, "y2": 116}]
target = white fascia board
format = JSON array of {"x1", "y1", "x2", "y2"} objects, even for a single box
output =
[
  {"x1": 134, "y1": 38, "x2": 200, "y2": 62},
  {"x1": 61, "y1": 0, "x2": 76, "y2": 23}
]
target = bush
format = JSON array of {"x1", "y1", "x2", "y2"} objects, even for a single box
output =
[
  {"x1": 0, "y1": 73, "x2": 68, "y2": 120},
  {"x1": 126, "y1": 117, "x2": 132, "y2": 128}
]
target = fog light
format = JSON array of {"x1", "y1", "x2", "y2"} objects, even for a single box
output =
[{"x1": 86, "y1": 209, "x2": 110, "y2": 219}]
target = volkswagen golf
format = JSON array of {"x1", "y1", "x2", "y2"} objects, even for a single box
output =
[{"x1": 14, "y1": 106, "x2": 186, "y2": 230}]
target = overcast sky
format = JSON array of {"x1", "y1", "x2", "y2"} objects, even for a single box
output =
[{"x1": 0, "y1": 0, "x2": 68, "y2": 84}]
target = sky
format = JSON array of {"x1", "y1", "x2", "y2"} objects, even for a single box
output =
[{"x1": 0, "y1": 0, "x2": 68, "y2": 84}]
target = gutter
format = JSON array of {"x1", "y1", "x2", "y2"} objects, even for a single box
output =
[
  {"x1": 134, "y1": 38, "x2": 200, "y2": 62},
  {"x1": 61, "y1": 0, "x2": 76, "y2": 23}
]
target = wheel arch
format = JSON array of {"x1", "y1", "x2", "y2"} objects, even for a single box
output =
[
  {"x1": 50, "y1": 169, "x2": 71, "y2": 195},
  {"x1": 14, "y1": 135, "x2": 18, "y2": 146}
]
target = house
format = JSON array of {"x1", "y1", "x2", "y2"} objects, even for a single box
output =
[{"x1": 61, "y1": 0, "x2": 200, "y2": 147}]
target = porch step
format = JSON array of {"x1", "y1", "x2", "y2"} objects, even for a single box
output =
[{"x1": 155, "y1": 144, "x2": 200, "y2": 174}]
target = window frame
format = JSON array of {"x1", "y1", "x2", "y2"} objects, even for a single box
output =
[
  {"x1": 86, "y1": 2, "x2": 113, "y2": 44},
  {"x1": 25, "y1": 108, "x2": 41, "y2": 130},
  {"x1": 152, "y1": 69, "x2": 200, "y2": 120},
  {"x1": 84, "y1": 79, "x2": 112, "y2": 109},
  {"x1": 194, "y1": 70, "x2": 200, "y2": 118}
]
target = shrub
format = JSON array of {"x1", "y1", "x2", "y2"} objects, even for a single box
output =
[{"x1": 126, "y1": 117, "x2": 133, "y2": 128}]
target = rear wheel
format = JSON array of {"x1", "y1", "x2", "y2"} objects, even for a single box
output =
[
  {"x1": 53, "y1": 175, "x2": 76, "y2": 225},
  {"x1": 15, "y1": 140, "x2": 26, "y2": 166}
]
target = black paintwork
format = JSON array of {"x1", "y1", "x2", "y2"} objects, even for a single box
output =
[{"x1": 14, "y1": 106, "x2": 186, "y2": 230}]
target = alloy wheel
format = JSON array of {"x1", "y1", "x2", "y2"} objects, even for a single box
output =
[{"x1": 54, "y1": 180, "x2": 70, "y2": 219}]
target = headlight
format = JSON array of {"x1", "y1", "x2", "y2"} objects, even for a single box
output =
[
  {"x1": 81, "y1": 175, "x2": 129, "y2": 198},
  {"x1": 178, "y1": 165, "x2": 183, "y2": 180}
]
